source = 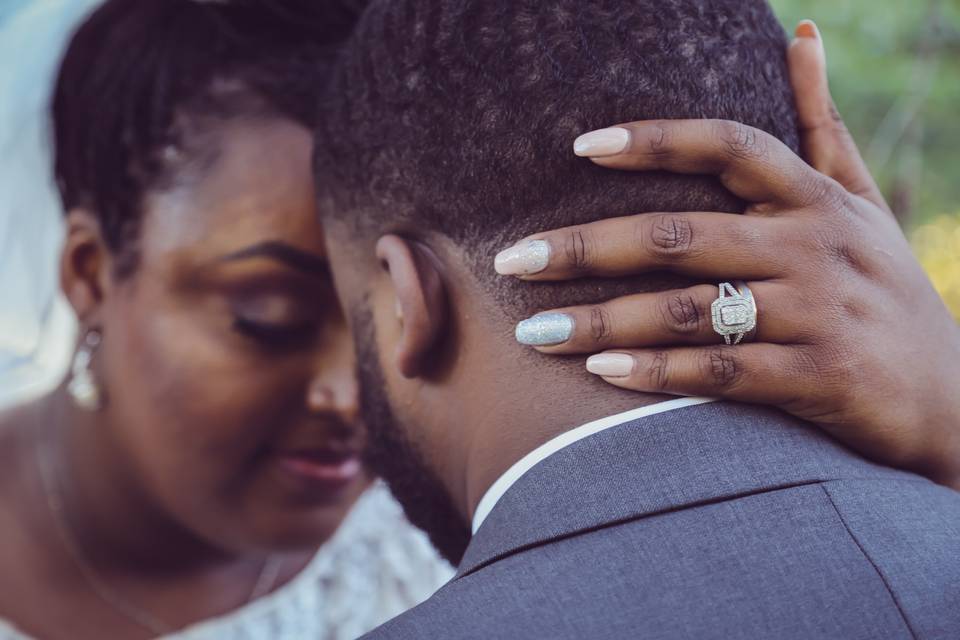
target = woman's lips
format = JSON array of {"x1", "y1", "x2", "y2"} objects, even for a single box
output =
[{"x1": 275, "y1": 449, "x2": 363, "y2": 489}]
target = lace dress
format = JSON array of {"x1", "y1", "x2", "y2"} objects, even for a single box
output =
[{"x1": 0, "y1": 482, "x2": 454, "y2": 640}]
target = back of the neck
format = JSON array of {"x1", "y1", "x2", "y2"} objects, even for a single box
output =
[
  {"x1": 431, "y1": 254, "x2": 673, "y2": 525},
  {"x1": 458, "y1": 345, "x2": 670, "y2": 524}
]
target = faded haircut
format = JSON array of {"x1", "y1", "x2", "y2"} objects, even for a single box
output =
[{"x1": 315, "y1": 0, "x2": 799, "y2": 317}]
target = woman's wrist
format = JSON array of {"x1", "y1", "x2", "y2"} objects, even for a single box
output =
[
  {"x1": 921, "y1": 332, "x2": 960, "y2": 491},
  {"x1": 940, "y1": 340, "x2": 960, "y2": 490},
  {"x1": 939, "y1": 328, "x2": 960, "y2": 489},
  {"x1": 926, "y1": 419, "x2": 960, "y2": 491}
]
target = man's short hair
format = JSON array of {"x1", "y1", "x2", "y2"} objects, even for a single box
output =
[{"x1": 315, "y1": 0, "x2": 799, "y2": 315}]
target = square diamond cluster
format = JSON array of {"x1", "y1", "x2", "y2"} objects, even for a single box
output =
[{"x1": 711, "y1": 297, "x2": 755, "y2": 336}]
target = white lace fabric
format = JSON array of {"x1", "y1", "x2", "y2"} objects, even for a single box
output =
[{"x1": 168, "y1": 483, "x2": 453, "y2": 640}]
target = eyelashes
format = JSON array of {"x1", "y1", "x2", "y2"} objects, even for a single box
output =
[{"x1": 232, "y1": 316, "x2": 317, "y2": 350}]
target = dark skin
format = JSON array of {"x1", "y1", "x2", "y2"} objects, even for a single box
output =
[
  {"x1": 322, "y1": 23, "x2": 959, "y2": 528},
  {"x1": 0, "y1": 20, "x2": 955, "y2": 639},
  {"x1": 0, "y1": 118, "x2": 368, "y2": 639},
  {"x1": 324, "y1": 228, "x2": 656, "y2": 523}
]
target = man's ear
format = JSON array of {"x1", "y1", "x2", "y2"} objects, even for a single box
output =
[
  {"x1": 375, "y1": 234, "x2": 447, "y2": 379},
  {"x1": 60, "y1": 209, "x2": 113, "y2": 325}
]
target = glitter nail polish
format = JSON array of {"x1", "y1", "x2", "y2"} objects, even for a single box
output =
[
  {"x1": 494, "y1": 240, "x2": 550, "y2": 276},
  {"x1": 515, "y1": 313, "x2": 574, "y2": 346}
]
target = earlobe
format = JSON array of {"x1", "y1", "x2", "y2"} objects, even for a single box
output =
[
  {"x1": 375, "y1": 235, "x2": 447, "y2": 379},
  {"x1": 60, "y1": 209, "x2": 111, "y2": 324}
]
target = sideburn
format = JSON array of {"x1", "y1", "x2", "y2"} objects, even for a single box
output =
[{"x1": 350, "y1": 304, "x2": 471, "y2": 565}]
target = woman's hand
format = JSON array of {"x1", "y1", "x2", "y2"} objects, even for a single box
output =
[{"x1": 495, "y1": 21, "x2": 960, "y2": 489}]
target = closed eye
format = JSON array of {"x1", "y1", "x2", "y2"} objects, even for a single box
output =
[{"x1": 232, "y1": 316, "x2": 316, "y2": 350}]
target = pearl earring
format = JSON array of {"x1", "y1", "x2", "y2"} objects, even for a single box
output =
[{"x1": 67, "y1": 330, "x2": 103, "y2": 411}]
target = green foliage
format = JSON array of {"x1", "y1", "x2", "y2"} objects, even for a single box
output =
[{"x1": 769, "y1": 0, "x2": 960, "y2": 227}]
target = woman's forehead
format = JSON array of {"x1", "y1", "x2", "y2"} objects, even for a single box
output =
[{"x1": 140, "y1": 119, "x2": 325, "y2": 262}]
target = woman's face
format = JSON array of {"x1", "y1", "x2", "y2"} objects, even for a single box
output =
[{"x1": 94, "y1": 117, "x2": 366, "y2": 551}]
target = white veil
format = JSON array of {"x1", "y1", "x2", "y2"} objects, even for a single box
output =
[{"x1": 0, "y1": 0, "x2": 101, "y2": 407}]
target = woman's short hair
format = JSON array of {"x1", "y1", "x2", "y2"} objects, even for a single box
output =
[{"x1": 52, "y1": 0, "x2": 360, "y2": 276}]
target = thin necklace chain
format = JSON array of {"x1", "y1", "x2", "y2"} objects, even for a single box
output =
[{"x1": 34, "y1": 434, "x2": 282, "y2": 637}]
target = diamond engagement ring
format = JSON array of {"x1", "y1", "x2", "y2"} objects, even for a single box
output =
[{"x1": 711, "y1": 281, "x2": 757, "y2": 345}]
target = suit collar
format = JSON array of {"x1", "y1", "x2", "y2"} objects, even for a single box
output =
[
  {"x1": 456, "y1": 402, "x2": 919, "y2": 579},
  {"x1": 471, "y1": 397, "x2": 719, "y2": 534}
]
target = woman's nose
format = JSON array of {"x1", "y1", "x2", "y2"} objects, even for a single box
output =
[{"x1": 306, "y1": 374, "x2": 360, "y2": 425}]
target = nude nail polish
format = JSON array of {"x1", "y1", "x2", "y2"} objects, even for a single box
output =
[
  {"x1": 586, "y1": 353, "x2": 634, "y2": 378},
  {"x1": 573, "y1": 127, "x2": 631, "y2": 157},
  {"x1": 494, "y1": 240, "x2": 550, "y2": 276},
  {"x1": 515, "y1": 313, "x2": 574, "y2": 346}
]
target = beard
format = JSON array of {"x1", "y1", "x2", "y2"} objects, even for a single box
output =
[{"x1": 351, "y1": 305, "x2": 471, "y2": 566}]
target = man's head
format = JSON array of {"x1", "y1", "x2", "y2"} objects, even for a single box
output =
[{"x1": 315, "y1": 0, "x2": 799, "y2": 562}]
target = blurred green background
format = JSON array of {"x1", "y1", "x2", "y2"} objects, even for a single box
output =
[{"x1": 769, "y1": 0, "x2": 960, "y2": 317}]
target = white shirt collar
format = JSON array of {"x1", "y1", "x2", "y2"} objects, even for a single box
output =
[{"x1": 470, "y1": 396, "x2": 718, "y2": 534}]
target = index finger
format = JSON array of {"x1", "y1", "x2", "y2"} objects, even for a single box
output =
[
  {"x1": 573, "y1": 119, "x2": 829, "y2": 207},
  {"x1": 493, "y1": 211, "x2": 788, "y2": 280}
]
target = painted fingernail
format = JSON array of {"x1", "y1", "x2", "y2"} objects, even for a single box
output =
[
  {"x1": 586, "y1": 353, "x2": 634, "y2": 378},
  {"x1": 515, "y1": 313, "x2": 574, "y2": 346},
  {"x1": 494, "y1": 239, "x2": 550, "y2": 276},
  {"x1": 573, "y1": 127, "x2": 630, "y2": 157},
  {"x1": 795, "y1": 19, "x2": 820, "y2": 40}
]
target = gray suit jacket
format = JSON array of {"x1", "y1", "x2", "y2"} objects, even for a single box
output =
[{"x1": 364, "y1": 403, "x2": 960, "y2": 639}]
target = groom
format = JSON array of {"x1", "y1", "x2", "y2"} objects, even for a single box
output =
[{"x1": 315, "y1": 0, "x2": 960, "y2": 637}]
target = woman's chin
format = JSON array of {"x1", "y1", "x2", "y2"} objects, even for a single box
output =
[{"x1": 244, "y1": 471, "x2": 371, "y2": 551}]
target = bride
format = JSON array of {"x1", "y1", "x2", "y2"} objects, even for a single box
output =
[
  {"x1": 0, "y1": 2, "x2": 451, "y2": 638},
  {"x1": 0, "y1": 1, "x2": 956, "y2": 639}
]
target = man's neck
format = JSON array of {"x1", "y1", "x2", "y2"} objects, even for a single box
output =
[
  {"x1": 439, "y1": 293, "x2": 670, "y2": 524},
  {"x1": 424, "y1": 248, "x2": 675, "y2": 527}
]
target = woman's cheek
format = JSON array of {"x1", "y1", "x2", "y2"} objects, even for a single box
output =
[{"x1": 111, "y1": 298, "x2": 304, "y2": 461}]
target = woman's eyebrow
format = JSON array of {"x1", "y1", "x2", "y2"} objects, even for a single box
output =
[{"x1": 220, "y1": 241, "x2": 330, "y2": 276}]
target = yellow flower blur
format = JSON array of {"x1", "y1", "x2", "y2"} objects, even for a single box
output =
[{"x1": 911, "y1": 214, "x2": 960, "y2": 321}]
